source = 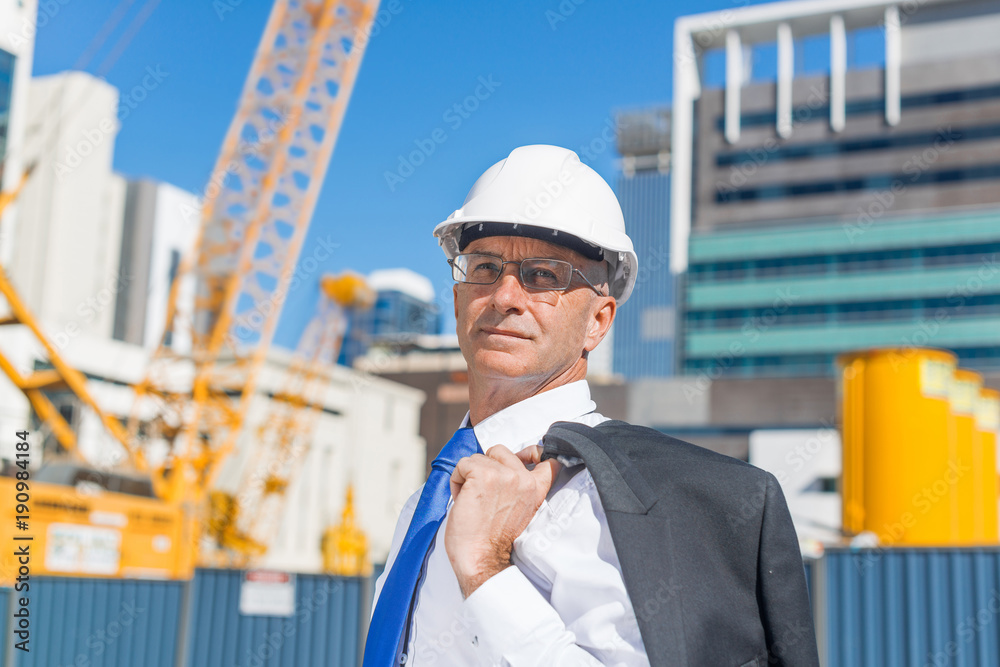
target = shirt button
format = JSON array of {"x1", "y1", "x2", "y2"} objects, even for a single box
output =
[{"x1": 399, "y1": 653, "x2": 408, "y2": 664}]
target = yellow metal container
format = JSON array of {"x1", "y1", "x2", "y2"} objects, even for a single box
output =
[
  {"x1": 838, "y1": 348, "x2": 958, "y2": 545},
  {"x1": 950, "y1": 369, "x2": 982, "y2": 543},
  {"x1": 974, "y1": 388, "x2": 1000, "y2": 542},
  {"x1": 0, "y1": 474, "x2": 195, "y2": 585}
]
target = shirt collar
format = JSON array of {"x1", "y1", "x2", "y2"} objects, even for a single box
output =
[{"x1": 461, "y1": 380, "x2": 596, "y2": 454}]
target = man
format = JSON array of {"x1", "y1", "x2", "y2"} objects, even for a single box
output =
[{"x1": 363, "y1": 145, "x2": 818, "y2": 666}]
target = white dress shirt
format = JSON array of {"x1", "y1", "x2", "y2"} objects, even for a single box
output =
[{"x1": 372, "y1": 380, "x2": 649, "y2": 666}]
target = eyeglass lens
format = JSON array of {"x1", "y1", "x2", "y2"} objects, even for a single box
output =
[{"x1": 452, "y1": 254, "x2": 573, "y2": 290}]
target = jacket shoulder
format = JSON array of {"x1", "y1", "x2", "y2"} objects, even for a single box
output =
[{"x1": 594, "y1": 419, "x2": 769, "y2": 481}]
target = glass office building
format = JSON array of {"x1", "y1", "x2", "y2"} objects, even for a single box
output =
[
  {"x1": 0, "y1": 48, "x2": 15, "y2": 180},
  {"x1": 611, "y1": 109, "x2": 676, "y2": 379},
  {"x1": 685, "y1": 207, "x2": 1000, "y2": 377}
]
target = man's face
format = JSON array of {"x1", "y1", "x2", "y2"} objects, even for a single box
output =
[{"x1": 453, "y1": 236, "x2": 615, "y2": 387}]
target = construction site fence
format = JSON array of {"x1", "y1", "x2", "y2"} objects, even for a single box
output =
[
  {"x1": 810, "y1": 547, "x2": 1000, "y2": 667},
  {"x1": 4, "y1": 549, "x2": 1000, "y2": 666},
  {"x1": 1, "y1": 568, "x2": 372, "y2": 667}
]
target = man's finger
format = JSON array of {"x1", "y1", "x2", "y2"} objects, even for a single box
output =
[
  {"x1": 515, "y1": 445, "x2": 544, "y2": 466},
  {"x1": 450, "y1": 453, "x2": 488, "y2": 498},
  {"x1": 484, "y1": 444, "x2": 520, "y2": 468}
]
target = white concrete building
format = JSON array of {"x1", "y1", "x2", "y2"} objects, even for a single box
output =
[{"x1": 11, "y1": 70, "x2": 127, "y2": 344}]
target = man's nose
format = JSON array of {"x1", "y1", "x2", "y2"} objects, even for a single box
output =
[{"x1": 490, "y1": 264, "x2": 528, "y2": 312}]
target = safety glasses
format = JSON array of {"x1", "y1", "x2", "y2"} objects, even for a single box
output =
[{"x1": 449, "y1": 253, "x2": 605, "y2": 296}]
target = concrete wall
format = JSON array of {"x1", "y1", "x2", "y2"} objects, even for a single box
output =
[
  {"x1": 628, "y1": 375, "x2": 837, "y2": 460},
  {"x1": 12, "y1": 72, "x2": 127, "y2": 345}
]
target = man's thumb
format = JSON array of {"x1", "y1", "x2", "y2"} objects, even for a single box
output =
[{"x1": 530, "y1": 458, "x2": 561, "y2": 495}]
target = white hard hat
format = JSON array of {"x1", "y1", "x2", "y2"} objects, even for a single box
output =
[{"x1": 433, "y1": 145, "x2": 638, "y2": 304}]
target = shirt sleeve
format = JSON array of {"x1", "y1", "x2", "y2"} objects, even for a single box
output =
[
  {"x1": 460, "y1": 472, "x2": 649, "y2": 666},
  {"x1": 462, "y1": 567, "x2": 604, "y2": 666}
]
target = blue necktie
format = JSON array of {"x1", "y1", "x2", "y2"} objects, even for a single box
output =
[{"x1": 363, "y1": 427, "x2": 482, "y2": 667}]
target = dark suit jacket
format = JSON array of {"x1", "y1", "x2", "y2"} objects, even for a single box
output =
[{"x1": 542, "y1": 420, "x2": 820, "y2": 667}]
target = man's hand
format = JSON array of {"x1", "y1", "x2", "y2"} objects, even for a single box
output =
[{"x1": 444, "y1": 445, "x2": 561, "y2": 598}]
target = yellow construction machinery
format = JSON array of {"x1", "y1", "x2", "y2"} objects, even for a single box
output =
[
  {"x1": 321, "y1": 483, "x2": 371, "y2": 576},
  {"x1": 0, "y1": 0, "x2": 381, "y2": 583}
]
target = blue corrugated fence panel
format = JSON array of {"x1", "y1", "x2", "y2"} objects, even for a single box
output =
[
  {"x1": 186, "y1": 568, "x2": 365, "y2": 667},
  {"x1": 1, "y1": 588, "x2": 10, "y2": 667},
  {"x1": 824, "y1": 548, "x2": 1000, "y2": 667},
  {"x1": 16, "y1": 576, "x2": 182, "y2": 667}
]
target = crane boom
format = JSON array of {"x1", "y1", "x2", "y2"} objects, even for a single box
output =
[{"x1": 129, "y1": 0, "x2": 380, "y2": 511}]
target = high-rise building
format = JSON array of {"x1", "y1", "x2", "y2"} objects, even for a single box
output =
[
  {"x1": 611, "y1": 109, "x2": 677, "y2": 379},
  {"x1": 672, "y1": 0, "x2": 1000, "y2": 378}
]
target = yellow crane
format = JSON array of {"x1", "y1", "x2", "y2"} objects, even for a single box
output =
[
  {"x1": 0, "y1": 0, "x2": 381, "y2": 580},
  {"x1": 207, "y1": 272, "x2": 374, "y2": 567},
  {"x1": 128, "y1": 0, "x2": 380, "y2": 510}
]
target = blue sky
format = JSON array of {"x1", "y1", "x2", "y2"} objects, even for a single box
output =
[{"x1": 32, "y1": 0, "x2": 774, "y2": 348}]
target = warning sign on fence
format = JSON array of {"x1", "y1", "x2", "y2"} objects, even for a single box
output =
[{"x1": 239, "y1": 570, "x2": 296, "y2": 617}]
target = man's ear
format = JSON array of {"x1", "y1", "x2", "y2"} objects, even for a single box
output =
[{"x1": 583, "y1": 296, "x2": 616, "y2": 352}]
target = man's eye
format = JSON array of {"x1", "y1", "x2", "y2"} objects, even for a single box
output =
[
  {"x1": 473, "y1": 261, "x2": 501, "y2": 272},
  {"x1": 527, "y1": 268, "x2": 557, "y2": 280},
  {"x1": 470, "y1": 259, "x2": 501, "y2": 277}
]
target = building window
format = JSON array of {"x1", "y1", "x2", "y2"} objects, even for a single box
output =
[{"x1": 0, "y1": 48, "x2": 16, "y2": 181}]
